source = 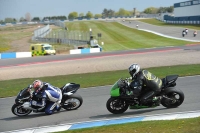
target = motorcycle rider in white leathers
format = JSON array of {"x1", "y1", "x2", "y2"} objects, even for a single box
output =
[{"x1": 28, "y1": 80, "x2": 62, "y2": 115}]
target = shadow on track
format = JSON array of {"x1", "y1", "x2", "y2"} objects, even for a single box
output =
[
  {"x1": 90, "y1": 107, "x2": 174, "y2": 119},
  {"x1": 0, "y1": 110, "x2": 64, "y2": 121}
]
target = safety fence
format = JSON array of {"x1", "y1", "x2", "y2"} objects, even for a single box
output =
[
  {"x1": 54, "y1": 21, "x2": 67, "y2": 29},
  {"x1": 156, "y1": 18, "x2": 200, "y2": 25},
  {"x1": 32, "y1": 25, "x2": 51, "y2": 40},
  {"x1": 165, "y1": 20, "x2": 200, "y2": 24},
  {"x1": 0, "y1": 52, "x2": 31, "y2": 59},
  {"x1": 32, "y1": 28, "x2": 91, "y2": 45},
  {"x1": 0, "y1": 47, "x2": 102, "y2": 59},
  {"x1": 70, "y1": 47, "x2": 102, "y2": 54}
]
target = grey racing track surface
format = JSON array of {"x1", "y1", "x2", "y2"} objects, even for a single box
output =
[
  {"x1": 0, "y1": 45, "x2": 200, "y2": 81},
  {"x1": 118, "y1": 20, "x2": 200, "y2": 41},
  {"x1": 0, "y1": 76, "x2": 200, "y2": 132},
  {"x1": 0, "y1": 45, "x2": 198, "y2": 68}
]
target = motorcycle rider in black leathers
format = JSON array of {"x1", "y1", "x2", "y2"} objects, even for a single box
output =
[{"x1": 128, "y1": 63, "x2": 162, "y2": 106}]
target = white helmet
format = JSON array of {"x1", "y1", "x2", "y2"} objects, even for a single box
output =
[{"x1": 128, "y1": 64, "x2": 140, "y2": 77}]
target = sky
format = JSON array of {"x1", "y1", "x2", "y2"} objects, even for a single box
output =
[{"x1": 0, "y1": 0, "x2": 184, "y2": 21}]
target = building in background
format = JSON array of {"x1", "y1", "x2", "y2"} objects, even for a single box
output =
[{"x1": 163, "y1": 0, "x2": 200, "y2": 24}]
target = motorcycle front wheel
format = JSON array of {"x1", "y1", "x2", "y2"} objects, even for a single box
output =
[
  {"x1": 62, "y1": 93, "x2": 83, "y2": 110},
  {"x1": 11, "y1": 104, "x2": 32, "y2": 116},
  {"x1": 106, "y1": 97, "x2": 129, "y2": 114}
]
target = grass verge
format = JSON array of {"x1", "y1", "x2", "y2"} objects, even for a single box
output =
[
  {"x1": 58, "y1": 117, "x2": 200, "y2": 133},
  {"x1": 1, "y1": 21, "x2": 197, "y2": 53},
  {"x1": 66, "y1": 21, "x2": 194, "y2": 52},
  {"x1": 0, "y1": 64, "x2": 200, "y2": 98},
  {"x1": 0, "y1": 25, "x2": 36, "y2": 52},
  {"x1": 138, "y1": 18, "x2": 200, "y2": 30}
]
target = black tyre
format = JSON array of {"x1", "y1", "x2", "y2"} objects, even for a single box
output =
[
  {"x1": 11, "y1": 104, "x2": 32, "y2": 116},
  {"x1": 106, "y1": 97, "x2": 129, "y2": 114},
  {"x1": 62, "y1": 93, "x2": 83, "y2": 110},
  {"x1": 161, "y1": 89, "x2": 184, "y2": 108}
]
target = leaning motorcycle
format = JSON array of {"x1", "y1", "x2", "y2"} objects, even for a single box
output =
[
  {"x1": 106, "y1": 75, "x2": 184, "y2": 114},
  {"x1": 12, "y1": 83, "x2": 83, "y2": 116}
]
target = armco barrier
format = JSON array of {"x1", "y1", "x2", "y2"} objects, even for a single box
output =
[
  {"x1": 1, "y1": 52, "x2": 16, "y2": 59},
  {"x1": 70, "y1": 48, "x2": 102, "y2": 54},
  {"x1": 0, "y1": 52, "x2": 31, "y2": 59},
  {"x1": 0, "y1": 48, "x2": 101, "y2": 58},
  {"x1": 16, "y1": 52, "x2": 32, "y2": 58}
]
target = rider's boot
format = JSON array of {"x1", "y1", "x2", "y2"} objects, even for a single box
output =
[
  {"x1": 152, "y1": 96, "x2": 161, "y2": 106},
  {"x1": 56, "y1": 104, "x2": 61, "y2": 112}
]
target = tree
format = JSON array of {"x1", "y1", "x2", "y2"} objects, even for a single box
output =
[
  {"x1": 102, "y1": 8, "x2": 115, "y2": 17},
  {"x1": 143, "y1": 7, "x2": 158, "y2": 14},
  {"x1": 68, "y1": 12, "x2": 78, "y2": 19},
  {"x1": 25, "y1": 12, "x2": 31, "y2": 22},
  {"x1": 157, "y1": 7, "x2": 166, "y2": 13},
  {"x1": 4, "y1": 18, "x2": 16, "y2": 23},
  {"x1": 166, "y1": 6, "x2": 174, "y2": 13},
  {"x1": 108, "y1": 9, "x2": 115, "y2": 17},
  {"x1": 79, "y1": 13, "x2": 84, "y2": 17},
  {"x1": 0, "y1": 20, "x2": 4, "y2": 24},
  {"x1": 94, "y1": 14, "x2": 102, "y2": 18},
  {"x1": 32, "y1": 17, "x2": 40, "y2": 22},
  {"x1": 20, "y1": 17, "x2": 26, "y2": 22},
  {"x1": 86, "y1": 11, "x2": 93, "y2": 19},
  {"x1": 156, "y1": 6, "x2": 174, "y2": 13},
  {"x1": 117, "y1": 8, "x2": 131, "y2": 16},
  {"x1": 102, "y1": 8, "x2": 108, "y2": 17},
  {"x1": 49, "y1": 16, "x2": 55, "y2": 20},
  {"x1": 13, "y1": 18, "x2": 17, "y2": 22}
]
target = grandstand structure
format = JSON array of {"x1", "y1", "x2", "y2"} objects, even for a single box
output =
[{"x1": 164, "y1": 0, "x2": 200, "y2": 24}]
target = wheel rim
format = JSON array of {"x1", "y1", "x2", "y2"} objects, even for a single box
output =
[
  {"x1": 165, "y1": 92, "x2": 182, "y2": 105},
  {"x1": 14, "y1": 105, "x2": 31, "y2": 116},
  {"x1": 64, "y1": 98, "x2": 81, "y2": 109},
  {"x1": 110, "y1": 99, "x2": 126, "y2": 111}
]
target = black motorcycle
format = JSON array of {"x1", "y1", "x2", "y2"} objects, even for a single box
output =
[
  {"x1": 12, "y1": 83, "x2": 83, "y2": 116},
  {"x1": 106, "y1": 75, "x2": 185, "y2": 114}
]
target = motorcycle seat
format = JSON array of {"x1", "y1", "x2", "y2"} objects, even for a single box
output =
[
  {"x1": 162, "y1": 75, "x2": 178, "y2": 87},
  {"x1": 166, "y1": 75, "x2": 178, "y2": 83}
]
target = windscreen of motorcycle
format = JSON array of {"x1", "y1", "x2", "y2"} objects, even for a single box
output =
[
  {"x1": 110, "y1": 79, "x2": 124, "y2": 97},
  {"x1": 17, "y1": 88, "x2": 30, "y2": 99}
]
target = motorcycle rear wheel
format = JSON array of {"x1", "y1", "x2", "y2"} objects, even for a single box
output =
[
  {"x1": 161, "y1": 89, "x2": 184, "y2": 108},
  {"x1": 11, "y1": 104, "x2": 32, "y2": 116},
  {"x1": 106, "y1": 97, "x2": 129, "y2": 114},
  {"x1": 62, "y1": 93, "x2": 83, "y2": 110}
]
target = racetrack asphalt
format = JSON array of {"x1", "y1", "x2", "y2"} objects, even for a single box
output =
[
  {"x1": 0, "y1": 76, "x2": 200, "y2": 132},
  {"x1": 0, "y1": 45, "x2": 200, "y2": 81},
  {"x1": 118, "y1": 20, "x2": 200, "y2": 42}
]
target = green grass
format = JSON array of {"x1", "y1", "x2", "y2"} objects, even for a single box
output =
[
  {"x1": 57, "y1": 117, "x2": 200, "y2": 133},
  {"x1": 66, "y1": 21, "x2": 194, "y2": 52},
  {"x1": 0, "y1": 26, "x2": 34, "y2": 52},
  {"x1": 0, "y1": 24, "x2": 64, "y2": 53},
  {"x1": 0, "y1": 64, "x2": 200, "y2": 98},
  {"x1": 0, "y1": 24, "x2": 36, "y2": 31},
  {"x1": 1, "y1": 21, "x2": 198, "y2": 53},
  {"x1": 138, "y1": 18, "x2": 200, "y2": 30},
  {"x1": 0, "y1": 31, "x2": 32, "y2": 52}
]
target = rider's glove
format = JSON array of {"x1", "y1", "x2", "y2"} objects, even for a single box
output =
[{"x1": 27, "y1": 84, "x2": 33, "y2": 89}]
